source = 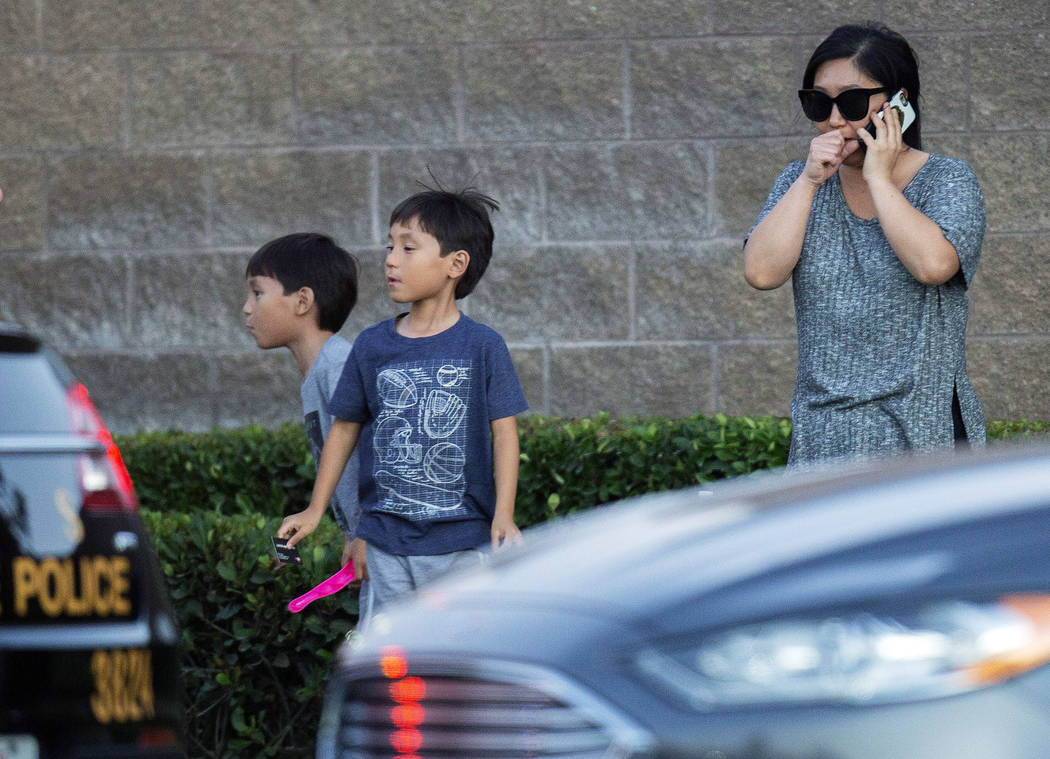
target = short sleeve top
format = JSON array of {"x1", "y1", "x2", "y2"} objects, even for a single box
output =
[
  {"x1": 330, "y1": 314, "x2": 528, "y2": 555},
  {"x1": 753, "y1": 153, "x2": 986, "y2": 465}
]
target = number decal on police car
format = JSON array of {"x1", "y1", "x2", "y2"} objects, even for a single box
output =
[{"x1": 89, "y1": 649, "x2": 155, "y2": 724}]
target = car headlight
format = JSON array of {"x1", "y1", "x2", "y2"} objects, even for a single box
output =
[{"x1": 635, "y1": 594, "x2": 1050, "y2": 708}]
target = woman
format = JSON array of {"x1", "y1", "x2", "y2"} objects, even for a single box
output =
[{"x1": 744, "y1": 22, "x2": 985, "y2": 466}]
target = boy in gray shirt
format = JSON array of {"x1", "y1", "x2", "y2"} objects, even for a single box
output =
[{"x1": 243, "y1": 232, "x2": 371, "y2": 624}]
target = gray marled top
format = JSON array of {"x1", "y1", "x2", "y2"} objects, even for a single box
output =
[{"x1": 754, "y1": 153, "x2": 986, "y2": 466}]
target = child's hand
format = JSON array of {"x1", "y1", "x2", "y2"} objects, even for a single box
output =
[
  {"x1": 490, "y1": 514, "x2": 522, "y2": 552},
  {"x1": 346, "y1": 537, "x2": 369, "y2": 580},
  {"x1": 277, "y1": 508, "x2": 322, "y2": 549}
]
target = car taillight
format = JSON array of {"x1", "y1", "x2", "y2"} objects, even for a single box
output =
[
  {"x1": 67, "y1": 382, "x2": 138, "y2": 511},
  {"x1": 382, "y1": 647, "x2": 427, "y2": 758}
]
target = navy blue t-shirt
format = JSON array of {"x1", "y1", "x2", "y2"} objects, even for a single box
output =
[{"x1": 329, "y1": 314, "x2": 528, "y2": 555}]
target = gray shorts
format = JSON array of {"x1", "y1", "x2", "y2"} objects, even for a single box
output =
[{"x1": 366, "y1": 542, "x2": 486, "y2": 615}]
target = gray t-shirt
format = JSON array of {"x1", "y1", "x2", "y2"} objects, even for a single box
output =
[
  {"x1": 754, "y1": 154, "x2": 986, "y2": 466},
  {"x1": 302, "y1": 334, "x2": 360, "y2": 537}
]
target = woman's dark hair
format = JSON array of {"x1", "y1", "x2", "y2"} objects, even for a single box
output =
[{"x1": 803, "y1": 22, "x2": 922, "y2": 149}]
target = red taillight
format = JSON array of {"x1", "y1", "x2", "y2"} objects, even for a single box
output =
[
  {"x1": 382, "y1": 647, "x2": 426, "y2": 759},
  {"x1": 67, "y1": 382, "x2": 138, "y2": 511}
]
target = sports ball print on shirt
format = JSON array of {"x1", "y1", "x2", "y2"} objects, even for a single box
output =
[{"x1": 372, "y1": 360, "x2": 472, "y2": 521}]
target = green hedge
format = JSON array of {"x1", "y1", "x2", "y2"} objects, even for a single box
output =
[
  {"x1": 119, "y1": 413, "x2": 794, "y2": 525},
  {"x1": 143, "y1": 509, "x2": 357, "y2": 759},
  {"x1": 119, "y1": 416, "x2": 1050, "y2": 525},
  {"x1": 118, "y1": 414, "x2": 1050, "y2": 526}
]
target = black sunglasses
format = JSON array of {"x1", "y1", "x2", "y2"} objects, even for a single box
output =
[{"x1": 797, "y1": 87, "x2": 890, "y2": 122}]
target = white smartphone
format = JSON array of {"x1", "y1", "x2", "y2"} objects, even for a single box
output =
[{"x1": 863, "y1": 89, "x2": 915, "y2": 144}]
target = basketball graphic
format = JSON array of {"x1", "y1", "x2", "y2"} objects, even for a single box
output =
[
  {"x1": 436, "y1": 365, "x2": 461, "y2": 387},
  {"x1": 377, "y1": 368, "x2": 419, "y2": 409},
  {"x1": 422, "y1": 442, "x2": 466, "y2": 484}
]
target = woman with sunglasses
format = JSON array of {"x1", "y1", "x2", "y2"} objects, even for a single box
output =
[{"x1": 743, "y1": 22, "x2": 986, "y2": 466}]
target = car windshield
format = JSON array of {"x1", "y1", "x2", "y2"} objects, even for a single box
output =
[{"x1": 0, "y1": 354, "x2": 71, "y2": 433}]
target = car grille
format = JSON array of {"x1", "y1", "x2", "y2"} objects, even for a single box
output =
[{"x1": 330, "y1": 664, "x2": 649, "y2": 758}]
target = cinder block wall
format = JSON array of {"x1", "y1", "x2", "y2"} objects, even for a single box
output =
[{"x1": 1, "y1": 2, "x2": 1048, "y2": 432}]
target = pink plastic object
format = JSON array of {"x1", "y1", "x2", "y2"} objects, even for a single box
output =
[{"x1": 287, "y1": 562, "x2": 356, "y2": 613}]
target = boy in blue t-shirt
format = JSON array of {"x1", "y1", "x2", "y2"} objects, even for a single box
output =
[{"x1": 278, "y1": 185, "x2": 527, "y2": 611}]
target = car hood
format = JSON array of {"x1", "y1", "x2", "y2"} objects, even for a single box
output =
[{"x1": 406, "y1": 448, "x2": 1050, "y2": 637}]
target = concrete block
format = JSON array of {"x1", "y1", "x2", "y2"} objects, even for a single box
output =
[
  {"x1": 49, "y1": 153, "x2": 207, "y2": 250},
  {"x1": 0, "y1": 254, "x2": 128, "y2": 350},
  {"x1": 549, "y1": 343, "x2": 714, "y2": 418},
  {"x1": 0, "y1": 1, "x2": 37, "y2": 50},
  {"x1": 968, "y1": 234, "x2": 1050, "y2": 335},
  {"x1": 714, "y1": 139, "x2": 809, "y2": 238},
  {"x1": 635, "y1": 241, "x2": 796, "y2": 340},
  {"x1": 213, "y1": 351, "x2": 304, "y2": 430},
  {"x1": 972, "y1": 33, "x2": 1050, "y2": 132},
  {"x1": 2, "y1": 55, "x2": 123, "y2": 149},
  {"x1": 64, "y1": 352, "x2": 221, "y2": 434},
  {"x1": 469, "y1": 245, "x2": 632, "y2": 341},
  {"x1": 544, "y1": 143, "x2": 709, "y2": 241},
  {"x1": 463, "y1": 44, "x2": 623, "y2": 141},
  {"x1": 711, "y1": 0, "x2": 869, "y2": 33},
  {"x1": 0, "y1": 156, "x2": 45, "y2": 250},
  {"x1": 631, "y1": 38, "x2": 808, "y2": 140},
  {"x1": 378, "y1": 147, "x2": 545, "y2": 245},
  {"x1": 717, "y1": 341, "x2": 796, "y2": 417},
  {"x1": 130, "y1": 53, "x2": 294, "y2": 147},
  {"x1": 130, "y1": 252, "x2": 254, "y2": 351},
  {"x1": 544, "y1": 0, "x2": 709, "y2": 38},
  {"x1": 508, "y1": 345, "x2": 546, "y2": 415},
  {"x1": 297, "y1": 48, "x2": 458, "y2": 145},
  {"x1": 885, "y1": 0, "x2": 1049, "y2": 30},
  {"x1": 968, "y1": 134, "x2": 1050, "y2": 234},
  {"x1": 212, "y1": 151, "x2": 373, "y2": 247},
  {"x1": 967, "y1": 338, "x2": 1050, "y2": 422},
  {"x1": 43, "y1": 0, "x2": 296, "y2": 50},
  {"x1": 339, "y1": 246, "x2": 403, "y2": 336},
  {"x1": 351, "y1": 0, "x2": 544, "y2": 44},
  {"x1": 908, "y1": 35, "x2": 969, "y2": 135}
]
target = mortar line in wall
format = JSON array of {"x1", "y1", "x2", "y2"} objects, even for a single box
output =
[
  {"x1": 543, "y1": 342, "x2": 552, "y2": 415},
  {"x1": 710, "y1": 342, "x2": 721, "y2": 411},
  {"x1": 370, "y1": 152, "x2": 381, "y2": 244},
  {"x1": 125, "y1": 255, "x2": 136, "y2": 347},
  {"x1": 34, "y1": 0, "x2": 43, "y2": 50},
  {"x1": 455, "y1": 47, "x2": 467, "y2": 144},
  {"x1": 627, "y1": 246, "x2": 637, "y2": 342},
  {"x1": 622, "y1": 41, "x2": 632, "y2": 140},
  {"x1": 121, "y1": 54, "x2": 133, "y2": 150},
  {"x1": 203, "y1": 150, "x2": 214, "y2": 247},
  {"x1": 289, "y1": 51, "x2": 301, "y2": 143},
  {"x1": 706, "y1": 142, "x2": 717, "y2": 240},
  {"x1": 40, "y1": 154, "x2": 51, "y2": 255}
]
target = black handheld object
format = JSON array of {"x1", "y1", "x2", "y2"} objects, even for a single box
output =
[
  {"x1": 272, "y1": 536, "x2": 303, "y2": 566},
  {"x1": 862, "y1": 89, "x2": 915, "y2": 148}
]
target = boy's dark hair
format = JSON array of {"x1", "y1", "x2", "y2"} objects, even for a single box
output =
[
  {"x1": 245, "y1": 233, "x2": 358, "y2": 333},
  {"x1": 803, "y1": 21, "x2": 922, "y2": 150},
  {"x1": 389, "y1": 182, "x2": 500, "y2": 299}
]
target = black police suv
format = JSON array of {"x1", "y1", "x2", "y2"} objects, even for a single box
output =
[{"x1": 0, "y1": 323, "x2": 184, "y2": 759}]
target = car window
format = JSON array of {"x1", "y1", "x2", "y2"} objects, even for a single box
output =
[{"x1": 0, "y1": 354, "x2": 71, "y2": 433}]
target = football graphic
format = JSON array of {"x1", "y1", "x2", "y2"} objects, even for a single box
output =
[{"x1": 377, "y1": 368, "x2": 419, "y2": 409}]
